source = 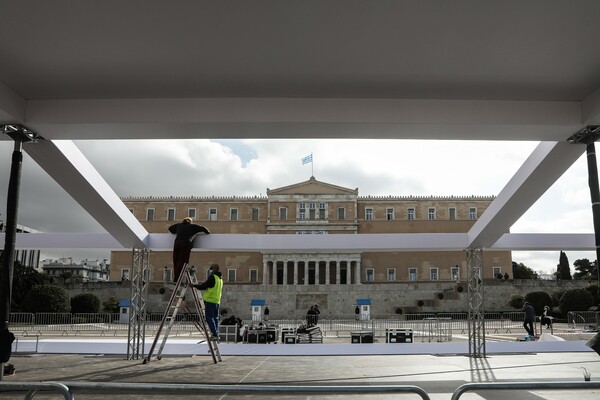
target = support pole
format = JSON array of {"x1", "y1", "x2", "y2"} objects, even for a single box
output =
[
  {"x1": 467, "y1": 248, "x2": 485, "y2": 358},
  {"x1": 127, "y1": 248, "x2": 149, "y2": 360},
  {"x1": 0, "y1": 125, "x2": 37, "y2": 378},
  {"x1": 568, "y1": 126, "x2": 600, "y2": 300}
]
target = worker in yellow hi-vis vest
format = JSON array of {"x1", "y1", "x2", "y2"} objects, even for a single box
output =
[{"x1": 192, "y1": 263, "x2": 223, "y2": 340}]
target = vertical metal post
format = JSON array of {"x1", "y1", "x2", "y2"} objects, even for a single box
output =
[
  {"x1": 0, "y1": 125, "x2": 37, "y2": 378},
  {"x1": 467, "y1": 248, "x2": 486, "y2": 358},
  {"x1": 585, "y1": 142, "x2": 600, "y2": 300},
  {"x1": 568, "y1": 126, "x2": 600, "y2": 300},
  {"x1": 127, "y1": 248, "x2": 149, "y2": 360}
]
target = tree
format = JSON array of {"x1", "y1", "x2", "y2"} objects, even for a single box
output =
[
  {"x1": 558, "y1": 288, "x2": 594, "y2": 315},
  {"x1": 512, "y1": 262, "x2": 536, "y2": 279},
  {"x1": 573, "y1": 258, "x2": 598, "y2": 280},
  {"x1": 0, "y1": 254, "x2": 49, "y2": 311},
  {"x1": 21, "y1": 285, "x2": 70, "y2": 313},
  {"x1": 524, "y1": 291, "x2": 552, "y2": 315},
  {"x1": 71, "y1": 293, "x2": 101, "y2": 313},
  {"x1": 557, "y1": 251, "x2": 572, "y2": 280},
  {"x1": 102, "y1": 297, "x2": 120, "y2": 313}
]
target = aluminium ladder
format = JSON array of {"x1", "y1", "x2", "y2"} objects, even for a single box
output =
[{"x1": 143, "y1": 263, "x2": 222, "y2": 364}]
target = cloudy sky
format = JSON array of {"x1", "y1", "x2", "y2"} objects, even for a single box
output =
[{"x1": 0, "y1": 138, "x2": 596, "y2": 275}]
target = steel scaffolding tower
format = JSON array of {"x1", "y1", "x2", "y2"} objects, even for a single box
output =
[
  {"x1": 127, "y1": 248, "x2": 149, "y2": 360},
  {"x1": 467, "y1": 248, "x2": 486, "y2": 358}
]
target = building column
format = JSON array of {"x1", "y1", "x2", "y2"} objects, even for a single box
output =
[
  {"x1": 355, "y1": 260, "x2": 362, "y2": 285},
  {"x1": 336, "y1": 261, "x2": 341, "y2": 285},
  {"x1": 283, "y1": 260, "x2": 288, "y2": 285},
  {"x1": 304, "y1": 261, "x2": 309, "y2": 285},
  {"x1": 293, "y1": 261, "x2": 298, "y2": 285},
  {"x1": 263, "y1": 260, "x2": 269, "y2": 286},
  {"x1": 272, "y1": 262, "x2": 277, "y2": 285},
  {"x1": 325, "y1": 261, "x2": 330, "y2": 285}
]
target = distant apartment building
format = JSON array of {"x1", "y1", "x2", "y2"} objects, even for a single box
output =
[
  {"x1": 110, "y1": 177, "x2": 512, "y2": 286},
  {"x1": 42, "y1": 258, "x2": 110, "y2": 282},
  {"x1": 0, "y1": 220, "x2": 41, "y2": 269}
]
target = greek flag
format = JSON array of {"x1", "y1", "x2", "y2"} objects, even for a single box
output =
[{"x1": 302, "y1": 154, "x2": 313, "y2": 165}]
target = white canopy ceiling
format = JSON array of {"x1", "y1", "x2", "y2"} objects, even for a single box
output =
[{"x1": 1, "y1": 1, "x2": 600, "y2": 252}]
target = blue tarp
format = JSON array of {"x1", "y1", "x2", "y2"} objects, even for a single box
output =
[
  {"x1": 356, "y1": 299, "x2": 371, "y2": 305},
  {"x1": 250, "y1": 299, "x2": 266, "y2": 306},
  {"x1": 118, "y1": 299, "x2": 131, "y2": 307}
]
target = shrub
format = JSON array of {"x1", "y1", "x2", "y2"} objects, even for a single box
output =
[
  {"x1": 71, "y1": 293, "x2": 101, "y2": 313},
  {"x1": 551, "y1": 290, "x2": 566, "y2": 308},
  {"x1": 559, "y1": 288, "x2": 595, "y2": 315},
  {"x1": 508, "y1": 294, "x2": 524, "y2": 310},
  {"x1": 524, "y1": 291, "x2": 552, "y2": 315},
  {"x1": 585, "y1": 284, "x2": 599, "y2": 305},
  {"x1": 102, "y1": 296, "x2": 120, "y2": 313},
  {"x1": 21, "y1": 285, "x2": 70, "y2": 313}
]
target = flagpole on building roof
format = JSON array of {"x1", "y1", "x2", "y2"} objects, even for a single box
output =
[{"x1": 311, "y1": 152, "x2": 314, "y2": 177}]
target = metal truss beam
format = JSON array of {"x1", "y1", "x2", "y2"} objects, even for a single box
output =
[
  {"x1": 467, "y1": 248, "x2": 485, "y2": 358},
  {"x1": 127, "y1": 248, "x2": 149, "y2": 360}
]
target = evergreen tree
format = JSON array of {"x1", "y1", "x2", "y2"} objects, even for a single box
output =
[
  {"x1": 573, "y1": 258, "x2": 598, "y2": 280},
  {"x1": 557, "y1": 251, "x2": 572, "y2": 280},
  {"x1": 512, "y1": 261, "x2": 536, "y2": 279}
]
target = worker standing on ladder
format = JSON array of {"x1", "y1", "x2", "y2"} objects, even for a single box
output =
[
  {"x1": 192, "y1": 263, "x2": 223, "y2": 340},
  {"x1": 168, "y1": 217, "x2": 210, "y2": 283}
]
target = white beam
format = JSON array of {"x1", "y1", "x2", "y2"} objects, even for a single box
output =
[
  {"x1": 22, "y1": 139, "x2": 149, "y2": 248},
  {"x1": 24, "y1": 98, "x2": 582, "y2": 141},
  {"x1": 582, "y1": 85, "x2": 600, "y2": 126},
  {"x1": 0, "y1": 81, "x2": 26, "y2": 126},
  {"x1": 7, "y1": 232, "x2": 595, "y2": 252},
  {"x1": 468, "y1": 141, "x2": 586, "y2": 249}
]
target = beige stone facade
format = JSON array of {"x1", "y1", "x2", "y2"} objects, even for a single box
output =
[{"x1": 110, "y1": 177, "x2": 511, "y2": 287}]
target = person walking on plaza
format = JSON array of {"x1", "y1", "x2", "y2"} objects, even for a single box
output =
[
  {"x1": 168, "y1": 217, "x2": 210, "y2": 283},
  {"x1": 522, "y1": 301, "x2": 536, "y2": 339},
  {"x1": 263, "y1": 306, "x2": 270, "y2": 322},
  {"x1": 191, "y1": 263, "x2": 223, "y2": 340}
]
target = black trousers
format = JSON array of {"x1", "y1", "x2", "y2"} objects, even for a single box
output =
[{"x1": 173, "y1": 240, "x2": 192, "y2": 282}]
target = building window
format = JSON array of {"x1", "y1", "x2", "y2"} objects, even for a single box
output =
[
  {"x1": 279, "y1": 207, "x2": 288, "y2": 220},
  {"x1": 337, "y1": 207, "x2": 345, "y2": 220},
  {"x1": 121, "y1": 268, "x2": 130, "y2": 281},
  {"x1": 309, "y1": 208, "x2": 316, "y2": 220},
  {"x1": 230, "y1": 208, "x2": 238, "y2": 221},
  {"x1": 188, "y1": 208, "x2": 196, "y2": 219},
  {"x1": 430, "y1": 268, "x2": 438, "y2": 281},
  {"x1": 309, "y1": 202, "x2": 316, "y2": 209},
  {"x1": 163, "y1": 268, "x2": 172, "y2": 282},
  {"x1": 428, "y1": 208, "x2": 436, "y2": 220},
  {"x1": 387, "y1": 268, "x2": 396, "y2": 281},
  {"x1": 449, "y1": 207, "x2": 456, "y2": 220},
  {"x1": 146, "y1": 209, "x2": 155, "y2": 221},
  {"x1": 227, "y1": 269, "x2": 236, "y2": 282},
  {"x1": 409, "y1": 268, "x2": 417, "y2": 281},
  {"x1": 299, "y1": 211, "x2": 306, "y2": 220},
  {"x1": 299, "y1": 202, "x2": 306, "y2": 210},
  {"x1": 493, "y1": 266, "x2": 502, "y2": 277},
  {"x1": 469, "y1": 207, "x2": 477, "y2": 220},
  {"x1": 386, "y1": 208, "x2": 394, "y2": 220},
  {"x1": 407, "y1": 208, "x2": 415, "y2": 220},
  {"x1": 167, "y1": 208, "x2": 176, "y2": 221},
  {"x1": 209, "y1": 208, "x2": 217, "y2": 221},
  {"x1": 365, "y1": 208, "x2": 373, "y2": 220},
  {"x1": 366, "y1": 268, "x2": 374, "y2": 282},
  {"x1": 249, "y1": 269, "x2": 258, "y2": 283},
  {"x1": 319, "y1": 208, "x2": 326, "y2": 220},
  {"x1": 451, "y1": 266, "x2": 459, "y2": 281},
  {"x1": 251, "y1": 208, "x2": 259, "y2": 221}
]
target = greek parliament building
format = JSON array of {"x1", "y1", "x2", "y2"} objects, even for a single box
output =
[{"x1": 110, "y1": 177, "x2": 512, "y2": 316}]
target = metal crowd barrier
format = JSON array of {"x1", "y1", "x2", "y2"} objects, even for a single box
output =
[
  {"x1": 0, "y1": 381, "x2": 73, "y2": 400},
  {"x1": 62, "y1": 381, "x2": 432, "y2": 400},
  {"x1": 451, "y1": 381, "x2": 600, "y2": 400}
]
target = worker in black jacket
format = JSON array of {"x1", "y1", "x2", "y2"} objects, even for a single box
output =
[{"x1": 168, "y1": 217, "x2": 210, "y2": 282}]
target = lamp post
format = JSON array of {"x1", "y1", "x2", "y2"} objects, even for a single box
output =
[{"x1": 0, "y1": 125, "x2": 37, "y2": 376}]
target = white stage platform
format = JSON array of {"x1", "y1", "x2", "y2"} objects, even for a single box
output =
[{"x1": 12, "y1": 337, "x2": 594, "y2": 357}]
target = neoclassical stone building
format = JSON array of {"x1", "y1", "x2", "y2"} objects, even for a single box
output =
[{"x1": 110, "y1": 177, "x2": 512, "y2": 289}]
